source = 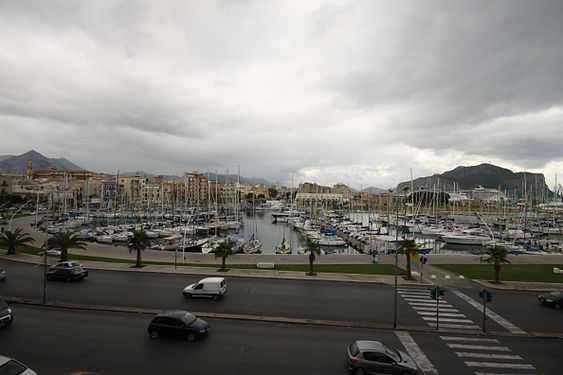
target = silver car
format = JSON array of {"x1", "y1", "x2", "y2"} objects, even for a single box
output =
[{"x1": 346, "y1": 340, "x2": 418, "y2": 375}]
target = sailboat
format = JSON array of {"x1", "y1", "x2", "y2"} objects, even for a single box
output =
[
  {"x1": 243, "y1": 233, "x2": 262, "y2": 254},
  {"x1": 243, "y1": 192, "x2": 262, "y2": 254},
  {"x1": 275, "y1": 237, "x2": 291, "y2": 254}
]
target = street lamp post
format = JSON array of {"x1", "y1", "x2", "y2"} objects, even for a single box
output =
[{"x1": 8, "y1": 202, "x2": 30, "y2": 231}]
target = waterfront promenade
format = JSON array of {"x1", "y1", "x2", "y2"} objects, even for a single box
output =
[{"x1": 3, "y1": 215, "x2": 563, "y2": 291}]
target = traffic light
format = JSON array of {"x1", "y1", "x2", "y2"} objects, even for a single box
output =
[
  {"x1": 479, "y1": 289, "x2": 493, "y2": 302},
  {"x1": 429, "y1": 286, "x2": 444, "y2": 300}
]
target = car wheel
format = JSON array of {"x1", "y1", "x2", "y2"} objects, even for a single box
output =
[
  {"x1": 212, "y1": 295, "x2": 219, "y2": 301},
  {"x1": 149, "y1": 330, "x2": 159, "y2": 339},
  {"x1": 187, "y1": 333, "x2": 196, "y2": 342},
  {"x1": 354, "y1": 367, "x2": 365, "y2": 375}
]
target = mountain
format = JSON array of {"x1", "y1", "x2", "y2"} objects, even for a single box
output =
[
  {"x1": 0, "y1": 154, "x2": 15, "y2": 162},
  {"x1": 396, "y1": 163, "x2": 551, "y2": 196},
  {"x1": 361, "y1": 186, "x2": 390, "y2": 194},
  {"x1": 0, "y1": 150, "x2": 85, "y2": 173}
]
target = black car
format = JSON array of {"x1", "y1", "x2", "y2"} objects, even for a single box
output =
[
  {"x1": 147, "y1": 310, "x2": 210, "y2": 341},
  {"x1": 0, "y1": 268, "x2": 6, "y2": 282},
  {"x1": 538, "y1": 290, "x2": 563, "y2": 309},
  {"x1": 0, "y1": 297, "x2": 13, "y2": 328},
  {"x1": 47, "y1": 265, "x2": 88, "y2": 282}
]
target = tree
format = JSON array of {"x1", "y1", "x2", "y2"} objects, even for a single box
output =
[
  {"x1": 485, "y1": 245, "x2": 511, "y2": 283},
  {"x1": 268, "y1": 187, "x2": 278, "y2": 198},
  {"x1": 128, "y1": 229, "x2": 150, "y2": 268},
  {"x1": 214, "y1": 240, "x2": 235, "y2": 272},
  {"x1": 397, "y1": 239, "x2": 419, "y2": 280},
  {"x1": 0, "y1": 228, "x2": 35, "y2": 255},
  {"x1": 304, "y1": 238, "x2": 321, "y2": 276},
  {"x1": 47, "y1": 231, "x2": 87, "y2": 262}
]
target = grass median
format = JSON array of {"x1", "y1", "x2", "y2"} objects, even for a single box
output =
[
  {"x1": 434, "y1": 264, "x2": 563, "y2": 283},
  {"x1": 7, "y1": 245, "x2": 405, "y2": 276}
]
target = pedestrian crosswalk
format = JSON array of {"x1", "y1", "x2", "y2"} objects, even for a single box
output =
[
  {"x1": 398, "y1": 286, "x2": 479, "y2": 331},
  {"x1": 398, "y1": 287, "x2": 540, "y2": 375},
  {"x1": 441, "y1": 336, "x2": 539, "y2": 374}
]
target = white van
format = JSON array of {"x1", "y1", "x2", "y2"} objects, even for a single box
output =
[{"x1": 182, "y1": 277, "x2": 227, "y2": 300}]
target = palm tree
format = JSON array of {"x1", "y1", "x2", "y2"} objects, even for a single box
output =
[
  {"x1": 0, "y1": 228, "x2": 35, "y2": 255},
  {"x1": 128, "y1": 229, "x2": 150, "y2": 268},
  {"x1": 304, "y1": 238, "x2": 321, "y2": 276},
  {"x1": 47, "y1": 231, "x2": 87, "y2": 262},
  {"x1": 214, "y1": 240, "x2": 235, "y2": 272},
  {"x1": 485, "y1": 244, "x2": 511, "y2": 283},
  {"x1": 397, "y1": 239, "x2": 419, "y2": 280}
]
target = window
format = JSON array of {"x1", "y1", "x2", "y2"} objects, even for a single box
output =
[
  {"x1": 363, "y1": 352, "x2": 392, "y2": 364},
  {"x1": 194, "y1": 284, "x2": 203, "y2": 290},
  {"x1": 0, "y1": 359, "x2": 28, "y2": 375},
  {"x1": 349, "y1": 342, "x2": 360, "y2": 356}
]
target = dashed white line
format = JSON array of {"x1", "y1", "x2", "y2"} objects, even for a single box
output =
[
  {"x1": 464, "y1": 362, "x2": 535, "y2": 369},
  {"x1": 412, "y1": 306, "x2": 459, "y2": 312},
  {"x1": 454, "y1": 352, "x2": 523, "y2": 360},
  {"x1": 428, "y1": 323, "x2": 480, "y2": 329},
  {"x1": 450, "y1": 289, "x2": 526, "y2": 334},
  {"x1": 417, "y1": 311, "x2": 466, "y2": 318},
  {"x1": 422, "y1": 316, "x2": 474, "y2": 323},
  {"x1": 440, "y1": 336, "x2": 500, "y2": 343},
  {"x1": 446, "y1": 343, "x2": 511, "y2": 351},
  {"x1": 395, "y1": 331, "x2": 439, "y2": 375}
]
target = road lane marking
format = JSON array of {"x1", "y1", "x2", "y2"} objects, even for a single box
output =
[
  {"x1": 429, "y1": 323, "x2": 480, "y2": 329},
  {"x1": 450, "y1": 289, "x2": 525, "y2": 334},
  {"x1": 446, "y1": 344, "x2": 511, "y2": 351},
  {"x1": 416, "y1": 311, "x2": 466, "y2": 317},
  {"x1": 407, "y1": 301, "x2": 454, "y2": 307},
  {"x1": 422, "y1": 316, "x2": 474, "y2": 323},
  {"x1": 412, "y1": 306, "x2": 459, "y2": 312},
  {"x1": 440, "y1": 336, "x2": 500, "y2": 343},
  {"x1": 455, "y1": 352, "x2": 523, "y2": 360},
  {"x1": 395, "y1": 331, "x2": 439, "y2": 375},
  {"x1": 464, "y1": 362, "x2": 535, "y2": 369}
]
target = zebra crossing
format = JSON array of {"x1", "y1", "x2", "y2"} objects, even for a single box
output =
[
  {"x1": 397, "y1": 287, "x2": 540, "y2": 374},
  {"x1": 440, "y1": 336, "x2": 540, "y2": 374},
  {"x1": 398, "y1": 286, "x2": 481, "y2": 331}
]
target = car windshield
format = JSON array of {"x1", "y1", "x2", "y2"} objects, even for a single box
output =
[
  {"x1": 385, "y1": 346, "x2": 401, "y2": 362},
  {"x1": 0, "y1": 298, "x2": 8, "y2": 309},
  {"x1": 349, "y1": 342, "x2": 360, "y2": 356},
  {"x1": 0, "y1": 359, "x2": 27, "y2": 375},
  {"x1": 550, "y1": 291, "x2": 563, "y2": 297},
  {"x1": 70, "y1": 267, "x2": 84, "y2": 274},
  {"x1": 182, "y1": 312, "x2": 197, "y2": 325}
]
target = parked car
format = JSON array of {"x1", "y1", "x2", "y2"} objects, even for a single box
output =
[
  {"x1": 538, "y1": 290, "x2": 563, "y2": 309},
  {"x1": 0, "y1": 354, "x2": 37, "y2": 375},
  {"x1": 147, "y1": 310, "x2": 210, "y2": 341},
  {"x1": 0, "y1": 296, "x2": 13, "y2": 328},
  {"x1": 0, "y1": 268, "x2": 6, "y2": 282},
  {"x1": 346, "y1": 340, "x2": 418, "y2": 375},
  {"x1": 182, "y1": 277, "x2": 227, "y2": 300},
  {"x1": 47, "y1": 264, "x2": 88, "y2": 282}
]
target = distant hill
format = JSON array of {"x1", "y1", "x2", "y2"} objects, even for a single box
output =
[
  {"x1": 361, "y1": 186, "x2": 389, "y2": 194},
  {"x1": 396, "y1": 163, "x2": 551, "y2": 196},
  {"x1": 0, "y1": 150, "x2": 85, "y2": 173}
]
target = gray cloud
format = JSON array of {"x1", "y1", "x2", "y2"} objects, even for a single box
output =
[{"x1": 1, "y1": 0, "x2": 562, "y2": 188}]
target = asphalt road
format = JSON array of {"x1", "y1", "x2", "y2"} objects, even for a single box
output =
[
  {"x1": 2, "y1": 305, "x2": 561, "y2": 375},
  {"x1": 1, "y1": 259, "x2": 561, "y2": 335}
]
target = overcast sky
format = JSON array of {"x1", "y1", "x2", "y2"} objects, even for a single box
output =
[{"x1": 1, "y1": 0, "x2": 562, "y2": 189}]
